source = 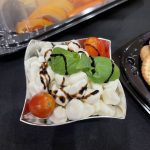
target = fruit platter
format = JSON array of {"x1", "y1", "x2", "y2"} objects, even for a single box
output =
[
  {"x1": 20, "y1": 37, "x2": 126, "y2": 126},
  {"x1": 0, "y1": 0, "x2": 128, "y2": 55}
]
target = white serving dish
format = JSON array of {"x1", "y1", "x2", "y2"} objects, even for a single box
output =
[{"x1": 20, "y1": 37, "x2": 126, "y2": 126}]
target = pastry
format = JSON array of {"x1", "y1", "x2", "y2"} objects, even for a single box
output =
[
  {"x1": 141, "y1": 55, "x2": 150, "y2": 85},
  {"x1": 140, "y1": 45, "x2": 150, "y2": 61}
]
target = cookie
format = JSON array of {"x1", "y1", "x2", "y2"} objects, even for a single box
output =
[
  {"x1": 141, "y1": 55, "x2": 150, "y2": 85},
  {"x1": 140, "y1": 45, "x2": 150, "y2": 61}
]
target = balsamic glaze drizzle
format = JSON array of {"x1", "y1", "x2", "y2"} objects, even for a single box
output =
[
  {"x1": 59, "y1": 96, "x2": 66, "y2": 103},
  {"x1": 79, "y1": 84, "x2": 87, "y2": 94},
  {"x1": 50, "y1": 54, "x2": 68, "y2": 75},
  {"x1": 72, "y1": 41, "x2": 81, "y2": 48},
  {"x1": 44, "y1": 49, "x2": 52, "y2": 58},
  {"x1": 104, "y1": 61, "x2": 115, "y2": 83},
  {"x1": 60, "y1": 88, "x2": 72, "y2": 100},
  {"x1": 39, "y1": 62, "x2": 51, "y2": 92},
  {"x1": 61, "y1": 77, "x2": 65, "y2": 87},
  {"x1": 90, "y1": 56, "x2": 96, "y2": 74},
  {"x1": 83, "y1": 90, "x2": 99, "y2": 99}
]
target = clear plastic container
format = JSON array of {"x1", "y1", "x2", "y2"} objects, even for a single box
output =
[{"x1": 0, "y1": 0, "x2": 128, "y2": 55}]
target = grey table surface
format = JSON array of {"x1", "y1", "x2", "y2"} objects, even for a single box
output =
[{"x1": 0, "y1": 0, "x2": 150, "y2": 150}]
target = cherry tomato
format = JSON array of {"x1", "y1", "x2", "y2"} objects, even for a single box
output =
[
  {"x1": 84, "y1": 37, "x2": 108, "y2": 57},
  {"x1": 29, "y1": 92, "x2": 56, "y2": 118},
  {"x1": 23, "y1": 100, "x2": 30, "y2": 115}
]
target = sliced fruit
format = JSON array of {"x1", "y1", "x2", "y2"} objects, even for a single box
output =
[
  {"x1": 16, "y1": 18, "x2": 53, "y2": 33},
  {"x1": 68, "y1": 0, "x2": 104, "y2": 17},
  {"x1": 29, "y1": 5, "x2": 68, "y2": 21}
]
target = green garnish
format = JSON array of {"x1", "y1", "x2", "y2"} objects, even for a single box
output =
[
  {"x1": 48, "y1": 48, "x2": 120, "y2": 83},
  {"x1": 86, "y1": 57, "x2": 112, "y2": 83},
  {"x1": 76, "y1": 53, "x2": 92, "y2": 72},
  {"x1": 109, "y1": 64, "x2": 120, "y2": 81},
  {"x1": 49, "y1": 47, "x2": 80, "y2": 75}
]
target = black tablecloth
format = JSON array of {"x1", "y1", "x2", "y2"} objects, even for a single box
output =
[{"x1": 0, "y1": 0, "x2": 150, "y2": 150}]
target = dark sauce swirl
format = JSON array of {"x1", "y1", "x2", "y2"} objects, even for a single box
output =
[
  {"x1": 44, "y1": 49, "x2": 52, "y2": 58},
  {"x1": 68, "y1": 41, "x2": 81, "y2": 52},
  {"x1": 79, "y1": 84, "x2": 87, "y2": 94},
  {"x1": 90, "y1": 56, "x2": 96, "y2": 74},
  {"x1": 39, "y1": 62, "x2": 51, "y2": 93},
  {"x1": 104, "y1": 61, "x2": 115, "y2": 83},
  {"x1": 73, "y1": 41, "x2": 81, "y2": 48},
  {"x1": 83, "y1": 90, "x2": 99, "y2": 99},
  {"x1": 61, "y1": 77, "x2": 65, "y2": 87}
]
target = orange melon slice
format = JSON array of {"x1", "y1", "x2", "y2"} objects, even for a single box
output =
[
  {"x1": 68, "y1": 0, "x2": 105, "y2": 17},
  {"x1": 16, "y1": 18, "x2": 53, "y2": 33},
  {"x1": 29, "y1": 5, "x2": 68, "y2": 21}
]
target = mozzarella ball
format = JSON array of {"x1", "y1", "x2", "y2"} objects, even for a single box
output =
[
  {"x1": 102, "y1": 88, "x2": 120, "y2": 105},
  {"x1": 103, "y1": 79, "x2": 119, "y2": 91},
  {"x1": 83, "y1": 103, "x2": 95, "y2": 118},
  {"x1": 90, "y1": 82, "x2": 103, "y2": 94},
  {"x1": 68, "y1": 72, "x2": 88, "y2": 85},
  {"x1": 54, "y1": 74, "x2": 69, "y2": 86},
  {"x1": 68, "y1": 40, "x2": 81, "y2": 52},
  {"x1": 38, "y1": 56, "x2": 45, "y2": 63},
  {"x1": 66, "y1": 99, "x2": 84, "y2": 121},
  {"x1": 93, "y1": 100, "x2": 101, "y2": 115},
  {"x1": 55, "y1": 89, "x2": 69, "y2": 106},
  {"x1": 49, "y1": 106, "x2": 67, "y2": 124},
  {"x1": 25, "y1": 57, "x2": 45, "y2": 97},
  {"x1": 83, "y1": 89, "x2": 100, "y2": 104},
  {"x1": 54, "y1": 45, "x2": 68, "y2": 50},
  {"x1": 114, "y1": 107, "x2": 123, "y2": 118},
  {"x1": 63, "y1": 78, "x2": 87, "y2": 95},
  {"x1": 98, "y1": 101, "x2": 116, "y2": 117}
]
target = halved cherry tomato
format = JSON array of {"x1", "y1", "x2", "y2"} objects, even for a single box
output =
[
  {"x1": 29, "y1": 92, "x2": 56, "y2": 118},
  {"x1": 84, "y1": 37, "x2": 108, "y2": 57},
  {"x1": 23, "y1": 100, "x2": 30, "y2": 115}
]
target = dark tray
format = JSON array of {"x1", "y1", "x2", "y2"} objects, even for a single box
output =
[
  {"x1": 0, "y1": 0, "x2": 128, "y2": 56},
  {"x1": 113, "y1": 32, "x2": 150, "y2": 114}
]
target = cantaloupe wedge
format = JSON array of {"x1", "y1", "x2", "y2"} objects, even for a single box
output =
[
  {"x1": 68, "y1": 0, "x2": 105, "y2": 17},
  {"x1": 29, "y1": 5, "x2": 68, "y2": 21},
  {"x1": 16, "y1": 18, "x2": 53, "y2": 33}
]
